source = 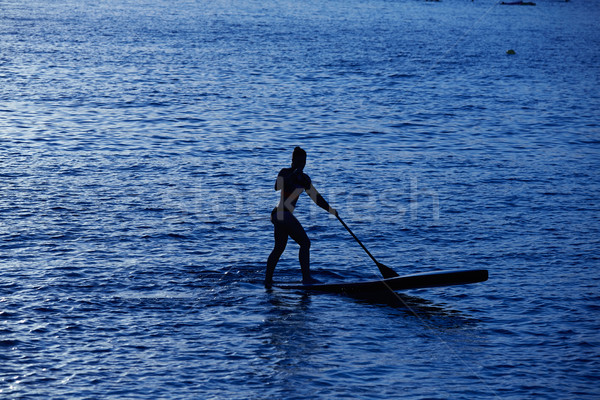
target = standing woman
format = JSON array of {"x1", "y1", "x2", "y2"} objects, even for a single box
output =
[{"x1": 265, "y1": 147, "x2": 337, "y2": 288}]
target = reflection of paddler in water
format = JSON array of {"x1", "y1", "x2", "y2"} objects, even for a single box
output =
[{"x1": 265, "y1": 147, "x2": 338, "y2": 288}]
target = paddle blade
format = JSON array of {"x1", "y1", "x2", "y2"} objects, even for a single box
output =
[{"x1": 377, "y1": 262, "x2": 399, "y2": 279}]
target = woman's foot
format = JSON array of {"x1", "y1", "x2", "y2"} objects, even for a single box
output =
[{"x1": 302, "y1": 276, "x2": 321, "y2": 285}]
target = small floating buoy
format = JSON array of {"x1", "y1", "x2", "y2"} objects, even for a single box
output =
[{"x1": 506, "y1": 49, "x2": 516, "y2": 55}]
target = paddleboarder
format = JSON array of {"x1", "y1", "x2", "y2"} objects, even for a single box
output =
[{"x1": 265, "y1": 147, "x2": 337, "y2": 288}]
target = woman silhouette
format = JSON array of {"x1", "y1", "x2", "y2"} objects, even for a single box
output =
[{"x1": 265, "y1": 147, "x2": 337, "y2": 288}]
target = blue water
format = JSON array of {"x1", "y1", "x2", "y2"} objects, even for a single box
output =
[{"x1": 1, "y1": 0, "x2": 599, "y2": 398}]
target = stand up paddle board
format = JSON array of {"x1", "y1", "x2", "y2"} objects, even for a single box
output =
[{"x1": 276, "y1": 269, "x2": 488, "y2": 295}]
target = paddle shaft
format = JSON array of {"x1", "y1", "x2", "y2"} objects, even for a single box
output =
[
  {"x1": 336, "y1": 214, "x2": 399, "y2": 279},
  {"x1": 311, "y1": 186, "x2": 398, "y2": 279}
]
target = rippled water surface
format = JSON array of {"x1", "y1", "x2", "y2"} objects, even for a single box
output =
[{"x1": 1, "y1": 0, "x2": 599, "y2": 398}]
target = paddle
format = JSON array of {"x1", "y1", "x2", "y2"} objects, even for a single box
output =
[
  {"x1": 310, "y1": 186, "x2": 399, "y2": 279},
  {"x1": 336, "y1": 214, "x2": 399, "y2": 279}
]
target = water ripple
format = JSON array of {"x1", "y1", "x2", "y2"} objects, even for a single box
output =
[{"x1": 2, "y1": 0, "x2": 600, "y2": 399}]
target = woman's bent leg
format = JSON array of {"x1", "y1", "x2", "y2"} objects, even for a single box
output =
[{"x1": 265, "y1": 223, "x2": 288, "y2": 287}]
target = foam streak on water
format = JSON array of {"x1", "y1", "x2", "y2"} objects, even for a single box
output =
[{"x1": 1, "y1": 0, "x2": 599, "y2": 398}]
